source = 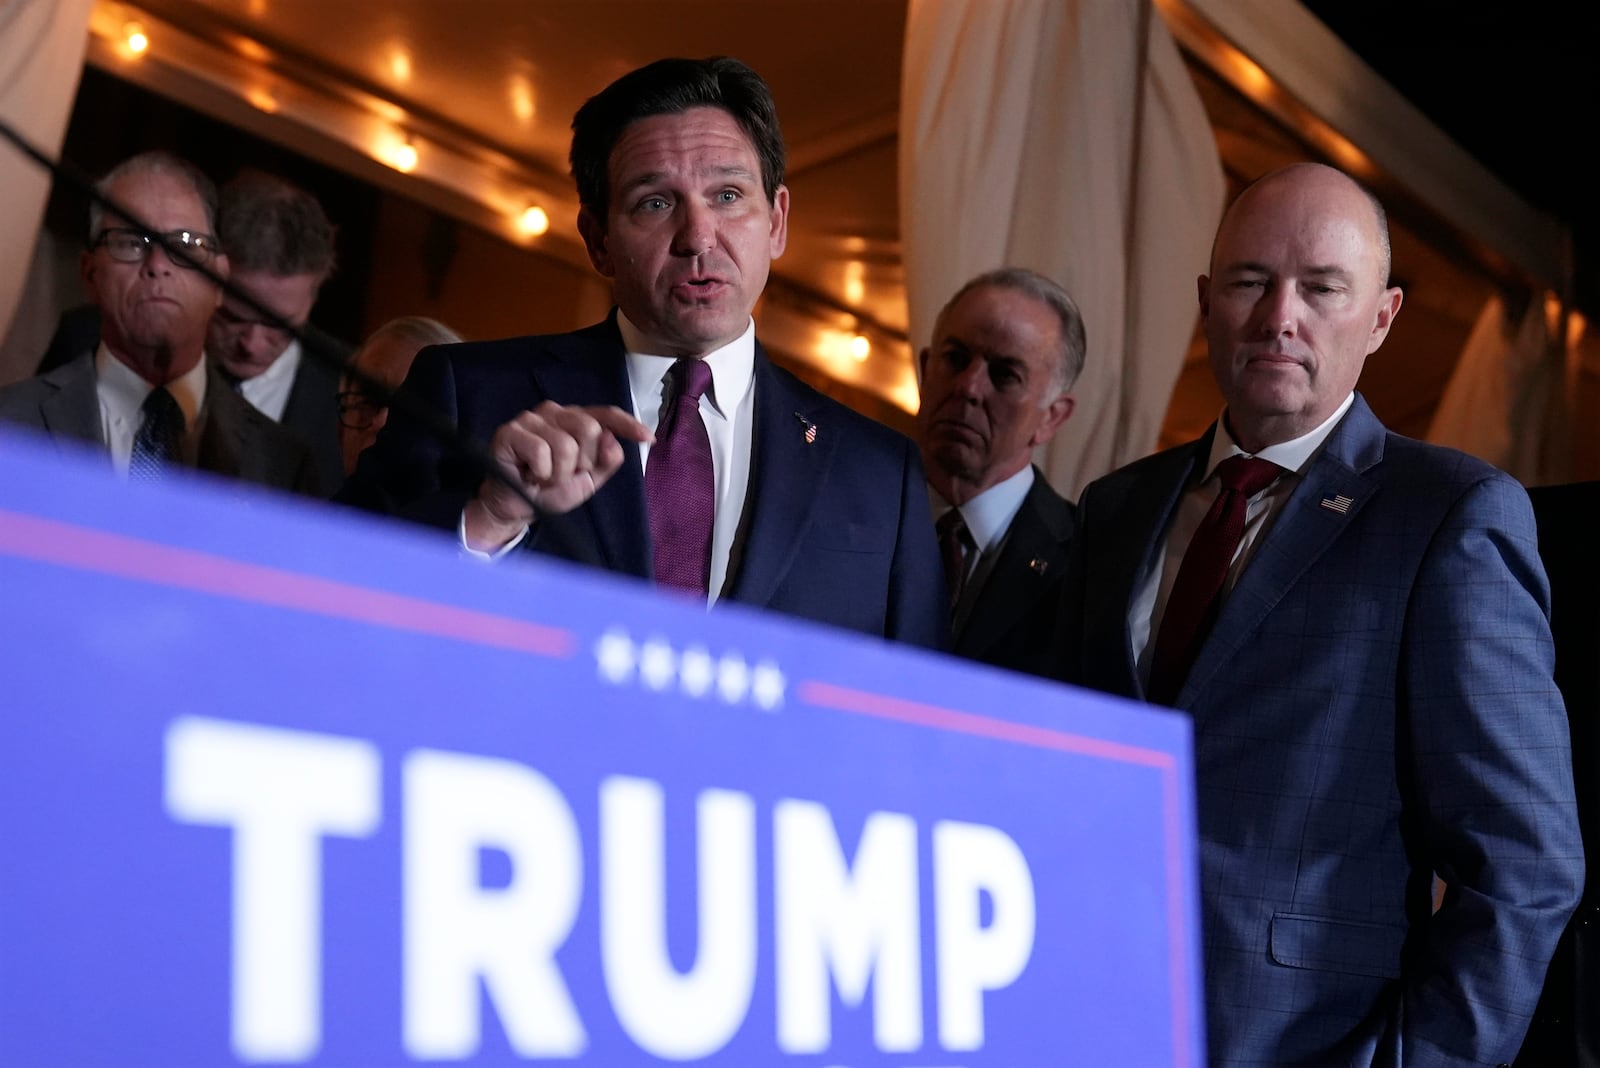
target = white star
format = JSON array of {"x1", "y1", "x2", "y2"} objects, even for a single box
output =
[
  {"x1": 750, "y1": 660, "x2": 786, "y2": 710},
  {"x1": 595, "y1": 628, "x2": 635, "y2": 684},
  {"x1": 638, "y1": 636, "x2": 677, "y2": 691},
  {"x1": 717, "y1": 652, "x2": 750, "y2": 704},
  {"x1": 679, "y1": 645, "x2": 714, "y2": 697}
]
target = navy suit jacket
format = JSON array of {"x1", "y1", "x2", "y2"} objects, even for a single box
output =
[
  {"x1": 1062, "y1": 394, "x2": 1583, "y2": 1067},
  {"x1": 340, "y1": 317, "x2": 945, "y2": 647},
  {"x1": 949, "y1": 470, "x2": 1076, "y2": 677},
  {"x1": 0, "y1": 350, "x2": 321, "y2": 495}
]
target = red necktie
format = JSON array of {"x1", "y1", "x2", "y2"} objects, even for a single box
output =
[
  {"x1": 645, "y1": 359, "x2": 715, "y2": 595},
  {"x1": 1148, "y1": 456, "x2": 1283, "y2": 705}
]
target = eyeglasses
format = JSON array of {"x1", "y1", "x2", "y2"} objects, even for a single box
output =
[
  {"x1": 91, "y1": 227, "x2": 221, "y2": 269},
  {"x1": 337, "y1": 388, "x2": 388, "y2": 431}
]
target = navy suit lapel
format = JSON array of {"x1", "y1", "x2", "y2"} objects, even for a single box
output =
[
  {"x1": 956, "y1": 474, "x2": 1073, "y2": 660},
  {"x1": 1179, "y1": 398, "x2": 1386, "y2": 704},
  {"x1": 723, "y1": 348, "x2": 838, "y2": 609},
  {"x1": 530, "y1": 322, "x2": 650, "y2": 579}
]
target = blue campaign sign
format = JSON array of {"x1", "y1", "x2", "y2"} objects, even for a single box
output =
[{"x1": 0, "y1": 429, "x2": 1203, "y2": 1067}]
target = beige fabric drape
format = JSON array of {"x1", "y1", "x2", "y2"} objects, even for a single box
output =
[
  {"x1": 899, "y1": 0, "x2": 1224, "y2": 499},
  {"x1": 0, "y1": 0, "x2": 93, "y2": 382},
  {"x1": 1426, "y1": 293, "x2": 1573, "y2": 486}
]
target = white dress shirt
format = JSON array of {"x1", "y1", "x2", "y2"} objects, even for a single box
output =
[
  {"x1": 461, "y1": 313, "x2": 758, "y2": 607},
  {"x1": 1129, "y1": 393, "x2": 1355, "y2": 685},
  {"x1": 95, "y1": 344, "x2": 208, "y2": 474},
  {"x1": 236, "y1": 339, "x2": 301, "y2": 422}
]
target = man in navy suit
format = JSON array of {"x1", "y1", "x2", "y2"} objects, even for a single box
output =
[
  {"x1": 917, "y1": 268, "x2": 1080, "y2": 676},
  {"x1": 342, "y1": 57, "x2": 942, "y2": 646},
  {"x1": 1060, "y1": 163, "x2": 1583, "y2": 1065}
]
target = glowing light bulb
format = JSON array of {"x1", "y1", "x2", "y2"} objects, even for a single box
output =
[
  {"x1": 125, "y1": 22, "x2": 149, "y2": 54},
  {"x1": 392, "y1": 140, "x2": 418, "y2": 173},
  {"x1": 849, "y1": 334, "x2": 871, "y2": 362},
  {"x1": 517, "y1": 205, "x2": 550, "y2": 237}
]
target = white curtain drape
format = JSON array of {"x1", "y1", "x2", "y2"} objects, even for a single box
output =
[
  {"x1": 899, "y1": 0, "x2": 1224, "y2": 499},
  {"x1": 1426, "y1": 293, "x2": 1573, "y2": 486},
  {"x1": 0, "y1": 0, "x2": 94, "y2": 384}
]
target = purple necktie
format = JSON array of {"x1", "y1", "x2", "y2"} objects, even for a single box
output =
[
  {"x1": 1148, "y1": 456, "x2": 1283, "y2": 706},
  {"x1": 646, "y1": 359, "x2": 715, "y2": 595}
]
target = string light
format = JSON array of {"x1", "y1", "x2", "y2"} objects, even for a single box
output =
[
  {"x1": 392, "y1": 137, "x2": 418, "y2": 173},
  {"x1": 124, "y1": 21, "x2": 149, "y2": 55},
  {"x1": 849, "y1": 334, "x2": 871, "y2": 362},
  {"x1": 517, "y1": 205, "x2": 550, "y2": 237}
]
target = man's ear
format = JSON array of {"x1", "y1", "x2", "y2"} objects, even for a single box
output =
[
  {"x1": 79, "y1": 250, "x2": 97, "y2": 297},
  {"x1": 1366, "y1": 285, "x2": 1404, "y2": 355},
  {"x1": 1032, "y1": 392, "x2": 1075, "y2": 448},
  {"x1": 210, "y1": 253, "x2": 229, "y2": 310},
  {"x1": 578, "y1": 207, "x2": 614, "y2": 277},
  {"x1": 768, "y1": 184, "x2": 789, "y2": 260},
  {"x1": 1197, "y1": 273, "x2": 1212, "y2": 321}
]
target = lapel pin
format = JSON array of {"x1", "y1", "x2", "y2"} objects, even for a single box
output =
[
  {"x1": 793, "y1": 411, "x2": 817, "y2": 444},
  {"x1": 1028, "y1": 557, "x2": 1049, "y2": 576},
  {"x1": 1320, "y1": 494, "x2": 1354, "y2": 514}
]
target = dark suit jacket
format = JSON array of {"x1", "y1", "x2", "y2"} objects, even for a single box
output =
[
  {"x1": 40, "y1": 305, "x2": 347, "y2": 494},
  {"x1": 949, "y1": 469, "x2": 1075, "y2": 676},
  {"x1": 0, "y1": 351, "x2": 321, "y2": 495},
  {"x1": 279, "y1": 330, "x2": 347, "y2": 493},
  {"x1": 339, "y1": 317, "x2": 945, "y2": 647},
  {"x1": 1061, "y1": 394, "x2": 1583, "y2": 1067},
  {"x1": 1518, "y1": 481, "x2": 1600, "y2": 1068}
]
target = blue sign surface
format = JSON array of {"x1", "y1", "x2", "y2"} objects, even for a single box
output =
[{"x1": 0, "y1": 429, "x2": 1202, "y2": 1066}]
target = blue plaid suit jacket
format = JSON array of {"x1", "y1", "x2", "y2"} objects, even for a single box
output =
[{"x1": 1065, "y1": 394, "x2": 1583, "y2": 1067}]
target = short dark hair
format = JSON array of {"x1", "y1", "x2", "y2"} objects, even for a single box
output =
[
  {"x1": 569, "y1": 56, "x2": 785, "y2": 219},
  {"x1": 217, "y1": 169, "x2": 337, "y2": 279},
  {"x1": 90, "y1": 151, "x2": 218, "y2": 241},
  {"x1": 934, "y1": 267, "x2": 1088, "y2": 396}
]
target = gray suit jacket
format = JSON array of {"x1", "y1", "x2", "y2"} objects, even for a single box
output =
[
  {"x1": 1061, "y1": 394, "x2": 1583, "y2": 1067},
  {"x1": 949, "y1": 469, "x2": 1075, "y2": 677},
  {"x1": 0, "y1": 351, "x2": 321, "y2": 496}
]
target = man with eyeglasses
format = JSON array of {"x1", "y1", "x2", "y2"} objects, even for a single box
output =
[
  {"x1": 0, "y1": 151, "x2": 319, "y2": 494},
  {"x1": 337, "y1": 316, "x2": 462, "y2": 477}
]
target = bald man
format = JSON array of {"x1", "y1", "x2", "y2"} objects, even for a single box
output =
[{"x1": 1059, "y1": 163, "x2": 1582, "y2": 1065}]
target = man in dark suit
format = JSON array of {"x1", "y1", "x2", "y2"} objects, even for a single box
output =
[
  {"x1": 1517, "y1": 480, "x2": 1600, "y2": 1067},
  {"x1": 0, "y1": 151, "x2": 318, "y2": 495},
  {"x1": 342, "y1": 57, "x2": 942, "y2": 646},
  {"x1": 1060, "y1": 162, "x2": 1582, "y2": 1065},
  {"x1": 205, "y1": 170, "x2": 345, "y2": 491},
  {"x1": 917, "y1": 268, "x2": 1080, "y2": 675}
]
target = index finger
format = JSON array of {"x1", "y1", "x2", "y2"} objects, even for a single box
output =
[{"x1": 579, "y1": 405, "x2": 655, "y2": 445}]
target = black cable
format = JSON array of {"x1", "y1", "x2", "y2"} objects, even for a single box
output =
[{"x1": 0, "y1": 111, "x2": 537, "y2": 513}]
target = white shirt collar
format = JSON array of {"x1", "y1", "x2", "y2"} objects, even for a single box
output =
[
  {"x1": 617, "y1": 310, "x2": 755, "y2": 420},
  {"x1": 95, "y1": 343, "x2": 209, "y2": 431},
  {"x1": 237, "y1": 338, "x2": 302, "y2": 422},
  {"x1": 1204, "y1": 392, "x2": 1355, "y2": 479},
  {"x1": 930, "y1": 464, "x2": 1037, "y2": 556}
]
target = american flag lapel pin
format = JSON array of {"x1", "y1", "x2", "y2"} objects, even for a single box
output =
[
  {"x1": 793, "y1": 411, "x2": 817, "y2": 444},
  {"x1": 1320, "y1": 494, "x2": 1354, "y2": 514}
]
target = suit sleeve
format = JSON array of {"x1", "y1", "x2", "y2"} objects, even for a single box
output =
[
  {"x1": 1389, "y1": 472, "x2": 1584, "y2": 1065},
  {"x1": 883, "y1": 437, "x2": 947, "y2": 650}
]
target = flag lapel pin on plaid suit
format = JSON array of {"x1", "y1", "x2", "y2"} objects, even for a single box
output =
[
  {"x1": 793, "y1": 411, "x2": 817, "y2": 444},
  {"x1": 1320, "y1": 494, "x2": 1354, "y2": 514}
]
